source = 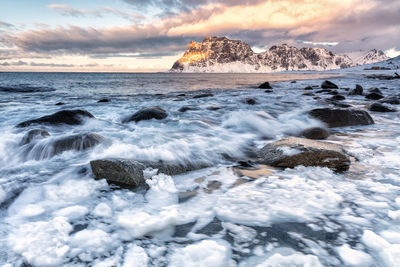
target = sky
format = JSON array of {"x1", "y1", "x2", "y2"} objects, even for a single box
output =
[{"x1": 0, "y1": 0, "x2": 399, "y2": 72}]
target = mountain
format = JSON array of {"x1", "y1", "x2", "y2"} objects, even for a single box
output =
[
  {"x1": 352, "y1": 49, "x2": 389, "y2": 66},
  {"x1": 170, "y1": 36, "x2": 388, "y2": 73}
]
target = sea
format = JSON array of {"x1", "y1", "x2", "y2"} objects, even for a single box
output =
[{"x1": 0, "y1": 71, "x2": 399, "y2": 266}]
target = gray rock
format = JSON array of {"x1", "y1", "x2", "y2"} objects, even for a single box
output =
[
  {"x1": 123, "y1": 107, "x2": 167, "y2": 123},
  {"x1": 258, "y1": 137, "x2": 350, "y2": 172},
  {"x1": 16, "y1": 110, "x2": 94, "y2": 128},
  {"x1": 349, "y1": 84, "x2": 363, "y2": 95},
  {"x1": 302, "y1": 127, "x2": 330, "y2": 140},
  {"x1": 368, "y1": 103, "x2": 397, "y2": 112},
  {"x1": 321, "y1": 80, "x2": 338, "y2": 89},
  {"x1": 90, "y1": 158, "x2": 208, "y2": 187},
  {"x1": 309, "y1": 108, "x2": 374, "y2": 127},
  {"x1": 20, "y1": 129, "x2": 50, "y2": 145},
  {"x1": 51, "y1": 133, "x2": 105, "y2": 156},
  {"x1": 379, "y1": 95, "x2": 400, "y2": 105}
]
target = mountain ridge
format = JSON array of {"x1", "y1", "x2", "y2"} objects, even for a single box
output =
[{"x1": 170, "y1": 36, "x2": 389, "y2": 73}]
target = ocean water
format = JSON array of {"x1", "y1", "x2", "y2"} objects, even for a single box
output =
[{"x1": 0, "y1": 72, "x2": 400, "y2": 266}]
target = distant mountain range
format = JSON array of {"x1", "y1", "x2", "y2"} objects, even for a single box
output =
[{"x1": 170, "y1": 36, "x2": 389, "y2": 73}]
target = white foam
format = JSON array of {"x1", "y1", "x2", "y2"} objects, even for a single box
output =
[
  {"x1": 53, "y1": 205, "x2": 88, "y2": 221},
  {"x1": 336, "y1": 244, "x2": 373, "y2": 266},
  {"x1": 93, "y1": 203, "x2": 113, "y2": 218},
  {"x1": 122, "y1": 244, "x2": 149, "y2": 267},
  {"x1": 256, "y1": 251, "x2": 323, "y2": 267}
]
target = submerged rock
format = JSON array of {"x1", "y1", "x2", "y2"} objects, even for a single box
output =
[
  {"x1": 309, "y1": 108, "x2": 374, "y2": 127},
  {"x1": 178, "y1": 106, "x2": 198, "y2": 112},
  {"x1": 302, "y1": 127, "x2": 330, "y2": 140},
  {"x1": 379, "y1": 95, "x2": 400, "y2": 105},
  {"x1": 258, "y1": 137, "x2": 350, "y2": 172},
  {"x1": 365, "y1": 92, "x2": 384, "y2": 100},
  {"x1": 16, "y1": 110, "x2": 94, "y2": 128},
  {"x1": 368, "y1": 103, "x2": 397, "y2": 112},
  {"x1": 193, "y1": 93, "x2": 214, "y2": 99},
  {"x1": 98, "y1": 98, "x2": 110, "y2": 103},
  {"x1": 349, "y1": 85, "x2": 363, "y2": 95},
  {"x1": 329, "y1": 95, "x2": 346, "y2": 101},
  {"x1": 90, "y1": 158, "x2": 207, "y2": 187},
  {"x1": 123, "y1": 107, "x2": 167, "y2": 123},
  {"x1": 245, "y1": 97, "x2": 257, "y2": 105},
  {"x1": 368, "y1": 88, "x2": 383, "y2": 94},
  {"x1": 321, "y1": 80, "x2": 339, "y2": 89},
  {"x1": 206, "y1": 105, "x2": 221, "y2": 111},
  {"x1": 20, "y1": 129, "x2": 50, "y2": 145},
  {"x1": 258, "y1": 81, "x2": 272, "y2": 89}
]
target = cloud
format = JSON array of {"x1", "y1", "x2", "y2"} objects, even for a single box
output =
[
  {"x1": 0, "y1": 21, "x2": 14, "y2": 29},
  {"x1": 47, "y1": 4, "x2": 102, "y2": 17},
  {"x1": 0, "y1": 60, "x2": 74, "y2": 67}
]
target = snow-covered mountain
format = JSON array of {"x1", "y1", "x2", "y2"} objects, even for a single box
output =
[
  {"x1": 170, "y1": 36, "x2": 388, "y2": 73},
  {"x1": 352, "y1": 49, "x2": 389, "y2": 66}
]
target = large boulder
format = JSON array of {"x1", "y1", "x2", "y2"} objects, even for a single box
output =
[
  {"x1": 123, "y1": 107, "x2": 167, "y2": 123},
  {"x1": 309, "y1": 108, "x2": 374, "y2": 127},
  {"x1": 302, "y1": 127, "x2": 330, "y2": 140},
  {"x1": 90, "y1": 159, "x2": 206, "y2": 187},
  {"x1": 17, "y1": 110, "x2": 94, "y2": 128},
  {"x1": 258, "y1": 82, "x2": 272, "y2": 89},
  {"x1": 258, "y1": 137, "x2": 350, "y2": 172},
  {"x1": 20, "y1": 129, "x2": 50, "y2": 145},
  {"x1": 321, "y1": 80, "x2": 339, "y2": 89}
]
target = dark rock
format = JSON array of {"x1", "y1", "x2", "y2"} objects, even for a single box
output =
[
  {"x1": 309, "y1": 108, "x2": 374, "y2": 127},
  {"x1": 264, "y1": 90, "x2": 273, "y2": 93},
  {"x1": 379, "y1": 96, "x2": 400, "y2": 105},
  {"x1": 176, "y1": 93, "x2": 186, "y2": 97},
  {"x1": 368, "y1": 103, "x2": 397, "y2": 112},
  {"x1": 16, "y1": 110, "x2": 94, "y2": 128},
  {"x1": 302, "y1": 127, "x2": 330, "y2": 140},
  {"x1": 258, "y1": 82, "x2": 272, "y2": 89},
  {"x1": 368, "y1": 88, "x2": 383, "y2": 94},
  {"x1": 20, "y1": 129, "x2": 50, "y2": 145},
  {"x1": 90, "y1": 158, "x2": 207, "y2": 187},
  {"x1": 258, "y1": 137, "x2": 350, "y2": 172},
  {"x1": 55, "y1": 102, "x2": 65, "y2": 106},
  {"x1": 302, "y1": 92, "x2": 314, "y2": 96},
  {"x1": 123, "y1": 107, "x2": 167, "y2": 123},
  {"x1": 321, "y1": 80, "x2": 338, "y2": 89},
  {"x1": 365, "y1": 93, "x2": 384, "y2": 100},
  {"x1": 51, "y1": 133, "x2": 105, "y2": 156},
  {"x1": 245, "y1": 97, "x2": 256, "y2": 105},
  {"x1": 304, "y1": 86, "x2": 313, "y2": 90},
  {"x1": 349, "y1": 85, "x2": 363, "y2": 95},
  {"x1": 316, "y1": 89, "x2": 332, "y2": 94},
  {"x1": 331, "y1": 102, "x2": 352, "y2": 108},
  {"x1": 330, "y1": 95, "x2": 346, "y2": 101},
  {"x1": 193, "y1": 93, "x2": 214, "y2": 99},
  {"x1": 327, "y1": 90, "x2": 339, "y2": 95},
  {"x1": 98, "y1": 98, "x2": 110, "y2": 103},
  {"x1": 291, "y1": 81, "x2": 297, "y2": 83},
  {"x1": 206, "y1": 105, "x2": 221, "y2": 111},
  {"x1": 178, "y1": 106, "x2": 198, "y2": 112}
]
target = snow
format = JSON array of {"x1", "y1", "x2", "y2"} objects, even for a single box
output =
[{"x1": 169, "y1": 240, "x2": 232, "y2": 267}]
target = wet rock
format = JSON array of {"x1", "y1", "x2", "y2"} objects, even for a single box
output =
[
  {"x1": 55, "y1": 102, "x2": 65, "y2": 106},
  {"x1": 304, "y1": 86, "x2": 313, "y2": 90},
  {"x1": 291, "y1": 81, "x2": 297, "y2": 83},
  {"x1": 321, "y1": 80, "x2": 338, "y2": 89},
  {"x1": 203, "y1": 180, "x2": 222, "y2": 194},
  {"x1": 327, "y1": 90, "x2": 339, "y2": 95},
  {"x1": 176, "y1": 93, "x2": 186, "y2": 97},
  {"x1": 193, "y1": 93, "x2": 214, "y2": 98},
  {"x1": 309, "y1": 108, "x2": 374, "y2": 127},
  {"x1": 365, "y1": 92, "x2": 384, "y2": 100},
  {"x1": 123, "y1": 107, "x2": 167, "y2": 123},
  {"x1": 302, "y1": 127, "x2": 330, "y2": 140},
  {"x1": 329, "y1": 95, "x2": 346, "y2": 101},
  {"x1": 258, "y1": 81, "x2": 272, "y2": 89},
  {"x1": 379, "y1": 95, "x2": 400, "y2": 105},
  {"x1": 302, "y1": 92, "x2": 314, "y2": 96},
  {"x1": 368, "y1": 88, "x2": 383, "y2": 94},
  {"x1": 20, "y1": 129, "x2": 50, "y2": 145},
  {"x1": 331, "y1": 102, "x2": 352, "y2": 108},
  {"x1": 178, "y1": 106, "x2": 198, "y2": 112},
  {"x1": 16, "y1": 110, "x2": 94, "y2": 128},
  {"x1": 90, "y1": 158, "x2": 207, "y2": 187},
  {"x1": 245, "y1": 97, "x2": 257, "y2": 105},
  {"x1": 98, "y1": 98, "x2": 110, "y2": 103},
  {"x1": 206, "y1": 105, "x2": 221, "y2": 111},
  {"x1": 316, "y1": 89, "x2": 332, "y2": 94},
  {"x1": 349, "y1": 85, "x2": 363, "y2": 95},
  {"x1": 368, "y1": 103, "x2": 397, "y2": 112},
  {"x1": 264, "y1": 90, "x2": 273, "y2": 93},
  {"x1": 51, "y1": 133, "x2": 105, "y2": 156},
  {"x1": 258, "y1": 137, "x2": 350, "y2": 172}
]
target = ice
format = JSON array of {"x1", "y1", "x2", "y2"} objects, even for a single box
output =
[
  {"x1": 336, "y1": 244, "x2": 373, "y2": 266},
  {"x1": 169, "y1": 240, "x2": 232, "y2": 267},
  {"x1": 122, "y1": 244, "x2": 149, "y2": 267}
]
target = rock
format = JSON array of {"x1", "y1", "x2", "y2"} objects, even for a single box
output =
[
  {"x1": 193, "y1": 93, "x2": 214, "y2": 98},
  {"x1": 176, "y1": 93, "x2": 186, "y2": 97},
  {"x1": 51, "y1": 133, "x2": 105, "y2": 156},
  {"x1": 258, "y1": 82, "x2": 272, "y2": 89},
  {"x1": 304, "y1": 86, "x2": 313, "y2": 90},
  {"x1": 368, "y1": 88, "x2": 383, "y2": 94},
  {"x1": 98, "y1": 98, "x2": 110, "y2": 103},
  {"x1": 264, "y1": 90, "x2": 273, "y2": 93},
  {"x1": 178, "y1": 106, "x2": 198, "y2": 112},
  {"x1": 309, "y1": 108, "x2": 374, "y2": 127},
  {"x1": 245, "y1": 97, "x2": 256, "y2": 105},
  {"x1": 302, "y1": 92, "x2": 314, "y2": 96},
  {"x1": 55, "y1": 102, "x2": 65, "y2": 106},
  {"x1": 330, "y1": 95, "x2": 346, "y2": 101},
  {"x1": 206, "y1": 105, "x2": 221, "y2": 111},
  {"x1": 20, "y1": 129, "x2": 50, "y2": 145},
  {"x1": 379, "y1": 95, "x2": 400, "y2": 105},
  {"x1": 331, "y1": 102, "x2": 352, "y2": 108},
  {"x1": 90, "y1": 158, "x2": 206, "y2": 187},
  {"x1": 321, "y1": 80, "x2": 339, "y2": 89},
  {"x1": 316, "y1": 89, "x2": 332, "y2": 94},
  {"x1": 302, "y1": 127, "x2": 330, "y2": 140},
  {"x1": 327, "y1": 90, "x2": 339, "y2": 95},
  {"x1": 291, "y1": 81, "x2": 297, "y2": 83},
  {"x1": 368, "y1": 103, "x2": 397, "y2": 112},
  {"x1": 349, "y1": 85, "x2": 363, "y2": 95},
  {"x1": 258, "y1": 137, "x2": 350, "y2": 172},
  {"x1": 123, "y1": 107, "x2": 167, "y2": 123},
  {"x1": 16, "y1": 110, "x2": 94, "y2": 128},
  {"x1": 365, "y1": 93, "x2": 384, "y2": 100}
]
